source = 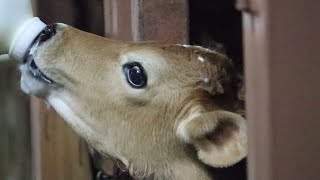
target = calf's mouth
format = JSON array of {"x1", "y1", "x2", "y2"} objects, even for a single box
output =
[
  {"x1": 24, "y1": 55, "x2": 54, "y2": 84},
  {"x1": 21, "y1": 24, "x2": 57, "y2": 84}
]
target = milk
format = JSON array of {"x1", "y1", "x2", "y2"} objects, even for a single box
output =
[{"x1": 0, "y1": 0, "x2": 46, "y2": 62}]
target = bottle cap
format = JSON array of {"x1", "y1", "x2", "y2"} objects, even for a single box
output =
[{"x1": 9, "y1": 17, "x2": 46, "y2": 62}]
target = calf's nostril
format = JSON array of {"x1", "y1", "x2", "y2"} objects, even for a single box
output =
[
  {"x1": 30, "y1": 60, "x2": 37, "y2": 69},
  {"x1": 39, "y1": 24, "x2": 56, "y2": 43}
]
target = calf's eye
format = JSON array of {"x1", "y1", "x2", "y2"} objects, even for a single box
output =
[{"x1": 123, "y1": 62, "x2": 147, "y2": 88}]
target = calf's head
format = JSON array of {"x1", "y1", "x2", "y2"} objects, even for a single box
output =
[{"x1": 20, "y1": 23, "x2": 247, "y2": 179}]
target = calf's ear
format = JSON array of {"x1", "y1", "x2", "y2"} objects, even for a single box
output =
[{"x1": 177, "y1": 110, "x2": 247, "y2": 167}]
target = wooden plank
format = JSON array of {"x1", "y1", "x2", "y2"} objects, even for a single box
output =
[
  {"x1": 104, "y1": 0, "x2": 188, "y2": 43},
  {"x1": 31, "y1": 99, "x2": 92, "y2": 180},
  {"x1": 104, "y1": 0, "x2": 134, "y2": 41},
  {"x1": 0, "y1": 62, "x2": 31, "y2": 180},
  {"x1": 243, "y1": 0, "x2": 320, "y2": 179},
  {"x1": 134, "y1": 0, "x2": 188, "y2": 43}
]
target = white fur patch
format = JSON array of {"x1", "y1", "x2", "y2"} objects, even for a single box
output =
[
  {"x1": 203, "y1": 77, "x2": 210, "y2": 84},
  {"x1": 29, "y1": 40, "x2": 40, "y2": 55},
  {"x1": 48, "y1": 94, "x2": 98, "y2": 139},
  {"x1": 176, "y1": 44, "x2": 216, "y2": 53},
  {"x1": 47, "y1": 94, "x2": 129, "y2": 166},
  {"x1": 198, "y1": 56, "x2": 205, "y2": 62},
  {"x1": 176, "y1": 107, "x2": 202, "y2": 143},
  {"x1": 19, "y1": 65, "x2": 48, "y2": 95},
  {"x1": 57, "y1": 23, "x2": 68, "y2": 28}
]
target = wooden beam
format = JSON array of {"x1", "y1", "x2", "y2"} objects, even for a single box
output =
[{"x1": 243, "y1": 0, "x2": 320, "y2": 179}]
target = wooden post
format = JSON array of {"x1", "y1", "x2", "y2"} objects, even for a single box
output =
[{"x1": 242, "y1": 0, "x2": 320, "y2": 179}]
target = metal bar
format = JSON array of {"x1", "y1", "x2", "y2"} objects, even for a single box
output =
[{"x1": 0, "y1": 54, "x2": 10, "y2": 62}]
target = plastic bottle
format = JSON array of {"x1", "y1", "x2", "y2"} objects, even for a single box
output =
[{"x1": 0, "y1": 0, "x2": 46, "y2": 62}]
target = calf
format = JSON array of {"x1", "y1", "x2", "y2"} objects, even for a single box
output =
[{"x1": 19, "y1": 24, "x2": 247, "y2": 180}]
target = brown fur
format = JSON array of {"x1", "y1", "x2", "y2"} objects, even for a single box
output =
[{"x1": 19, "y1": 24, "x2": 247, "y2": 180}]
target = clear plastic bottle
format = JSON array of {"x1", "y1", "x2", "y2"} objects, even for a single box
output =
[{"x1": 0, "y1": 0, "x2": 46, "y2": 62}]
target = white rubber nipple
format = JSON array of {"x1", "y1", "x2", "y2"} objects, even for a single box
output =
[{"x1": 0, "y1": 0, "x2": 46, "y2": 62}]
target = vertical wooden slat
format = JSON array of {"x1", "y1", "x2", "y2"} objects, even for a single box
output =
[
  {"x1": 104, "y1": 0, "x2": 134, "y2": 41},
  {"x1": 243, "y1": 0, "x2": 320, "y2": 180},
  {"x1": 0, "y1": 62, "x2": 31, "y2": 180},
  {"x1": 30, "y1": 98, "x2": 42, "y2": 180},
  {"x1": 30, "y1": 99, "x2": 91, "y2": 180},
  {"x1": 31, "y1": 100, "x2": 92, "y2": 180},
  {"x1": 243, "y1": 11, "x2": 272, "y2": 180},
  {"x1": 104, "y1": 0, "x2": 188, "y2": 43}
]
